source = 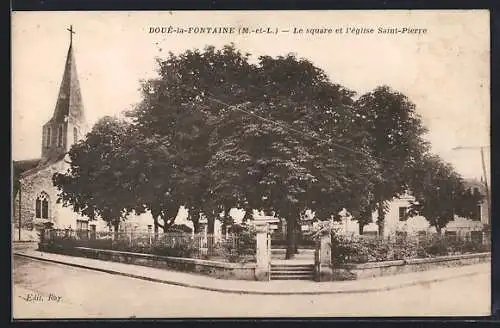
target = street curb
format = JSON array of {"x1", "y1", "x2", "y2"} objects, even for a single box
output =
[{"x1": 13, "y1": 252, "x2": 488, "y2": 296}]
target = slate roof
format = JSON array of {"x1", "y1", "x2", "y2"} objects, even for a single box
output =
[
  {"x1": 18, "y1": 153, "x2": 67, "y2": 179},
  {"x1": 50, "y1": 43, "x2": 86, "y2": 124},
  {"x1": 13, "y1": 159, "x2": 42, "y2": 178},
  {"x1": 13, "y1": 158, "x2": 42, "y2": 196}
]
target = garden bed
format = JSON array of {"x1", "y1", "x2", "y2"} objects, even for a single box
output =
[
  {"x1": 331, "y1": 252, "x2": 490, "y2": 280},
  {"x1": 331, "y1": 233, "x2": 490, "y2": 264}
]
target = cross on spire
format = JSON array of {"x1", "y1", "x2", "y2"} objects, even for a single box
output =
[{"x1": 67, "y1": 25, "x2": 75, "y2": 45}]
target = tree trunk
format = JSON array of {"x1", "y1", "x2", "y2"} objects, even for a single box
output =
[
  {"x1": 191, "y1": 213, "x2": 200, "y2": 233},
  {"x1": 377, "y1": 203, "x2": 385, "y2": 239},
  {"x1": 153, "y1": 215, "x2": 160, "y2": 240},
  {"x1": 207, "y1": 216, "x2": 215, "y2": 234},
  {"x1": 207, "y1": 216, "x2": 215, "y2": 255},
  {"x1": 161, "y1": 216, "x2": 175, "y2": 232},
  {"x1": 187, "y1": 208, "x2": 201, "y2": 233},
  {"x1": 222, "y1": 208, "x2": 231, "y2": 238},
  {"x1": 286, "y1": 217, "x2": 297, "y2": 259},
  {"x1": 242, "y1": 208, "x2": 253, "y2": 223},
  {"x1": 113, "y1": 221, "x2": 120, "y2": 242},
  {"x1": 294, "y1": 220, "x2": 299, "y2": 254},
  {"x1": 359, "y1": 223, "x2": 364, "y2": 235},
  {"x1": 436, "y1": 225, "x2": 442, "y2": 235}
]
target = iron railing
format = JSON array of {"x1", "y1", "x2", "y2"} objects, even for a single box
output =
[{"x1": 42, "y1": 229, "x2": 256, "y2": 262}]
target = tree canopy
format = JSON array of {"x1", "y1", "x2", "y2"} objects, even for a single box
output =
[
  {"x1": 53, "y1": 117, "x2": 136, "y2": 230},
  {"x1": 407, "y1": 154, "x2": 484, "y2": 233},
  {"x1": 52, "y1": 44, "x2": 484, "y2": 258},
  {"x1": 352, "y1": 86, "x2": 430, "y2": 235}
]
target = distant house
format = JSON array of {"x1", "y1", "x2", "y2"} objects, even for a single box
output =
[{"x1": 334, "y1": 179, "x2": 488, "y2": 239}]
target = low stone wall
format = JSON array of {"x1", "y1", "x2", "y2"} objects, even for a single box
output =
[
  {"x1": 47, "y1": 246, "x2": 257, "y2": 280},
  {"x1": 333, "y1": 252, "x2": 491, "y2": 280}
]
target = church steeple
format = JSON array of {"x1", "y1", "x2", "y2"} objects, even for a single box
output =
[
  {"x1": 51, "y1": 25, "x2": 85, "y2": 124},
  {"x1": 40, "y1": 26, "x2": 88, "y2": 165}
]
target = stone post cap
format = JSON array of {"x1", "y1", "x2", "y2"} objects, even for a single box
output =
[
  {"x1": 255, "y1": 215, "x2": 276, "y2": 222},
  {"x1": 254, "y1": 221, "x2": 269, "y2": 233}
]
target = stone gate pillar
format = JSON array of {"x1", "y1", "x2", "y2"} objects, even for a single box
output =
[
  {"x1": 254, "y1": 220, "x2": 270, "y2": 281},
  {"x1": 315, "y1": 231, "x2": 333, "y2": 281}
]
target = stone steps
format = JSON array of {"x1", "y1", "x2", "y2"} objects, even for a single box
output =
[{"x1": 270, "y1": 264, "x2": 315, "y2": 281}]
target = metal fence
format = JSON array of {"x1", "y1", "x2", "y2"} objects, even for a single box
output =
[{"x1": 42, "y1": 228, "x2": 256, "y2": 262}]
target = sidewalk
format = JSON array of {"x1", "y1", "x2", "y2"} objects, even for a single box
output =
[{"x1": 13, "y1": 248, "x2": 490, "y2": 295}]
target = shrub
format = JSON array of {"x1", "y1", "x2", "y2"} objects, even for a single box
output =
[
  {"x1": 84, "y1": 239, "x2": 113, "y2": 250},
  {"x1": 417, "y1": 235, "x2": 455, "y2": 257},
  {"x1": 150, "y1": 243, "x2": 198, "y2": 258},
  {"x1": 237, "y1": 228, "x2": 257, "y2": 255},
  {"x1": 331, "y1": 234, "x2": 369, "y2": 264},
  {"x1": 393, "y1": 239, "x2": 418, "y2": 260},
  {"x1": 331, "y1": 235, "x2": 416, "y2": 264},
  {"x1": 460, "y1": 239, "x2": 490, "y2": 253},
  {"x1": 330, "y1": 232, "x2": 490, "y2": 265},
  {"x1": 221, "y1": 228, "x2": 256, "y2": 263},
  {"x1": 42, "y1": 235, "x2": 75, "y2": 253}
]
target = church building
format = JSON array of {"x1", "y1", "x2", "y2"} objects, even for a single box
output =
[
  {"x1": 12, "y1": 27, "x2": 206, "y2": 238},
  {"x1": 13, "y1": 26, "x2": 94, "y2": 234}
]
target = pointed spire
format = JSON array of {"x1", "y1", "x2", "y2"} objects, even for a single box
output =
[
  {"x1": 67, "y1": 25, "x2": 75, "y2": 46},
  {"x1": 51, "y1": 26, "x2": 85, "y2": 124}
]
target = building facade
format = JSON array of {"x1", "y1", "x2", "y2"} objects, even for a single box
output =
[{"x1": 333, "y1": 182, "x2": 488, "y2": 239}]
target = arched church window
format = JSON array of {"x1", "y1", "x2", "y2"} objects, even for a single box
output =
[
  {"x1": 73, "y1": 127, "x2": 78, "y2": 143},
  {"x1": 36, "y1": 192, "x2": 50, "y2": 219},
  {"x1": 42, "y1": 199, "x2": 49, "y2": 219},
  {"x1": 58, "y1": 125, "x2": 63, "y2": 147},
  {"x1": 35, "y1": 199, "x2": 41, "y2": 218},
  {"x1": 46, "y1": 127, "x2": 51, "y2": 147}
]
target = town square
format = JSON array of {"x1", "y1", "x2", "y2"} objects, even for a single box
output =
[{"x1": 11, "y1": 10, "x2": 491, "y2": 318}]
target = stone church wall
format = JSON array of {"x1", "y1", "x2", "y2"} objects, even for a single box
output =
[{"x1": 12, "y1": 160, "x2": 82, "y2": 229}]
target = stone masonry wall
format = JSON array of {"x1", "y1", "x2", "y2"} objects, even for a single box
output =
[{"x1": 13, "y1": 160, "x2": 69, "y2": 229}]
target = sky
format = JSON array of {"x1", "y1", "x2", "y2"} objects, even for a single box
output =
[{"x1": 11, "y1": 10, "x2": 490, "y2": 182}]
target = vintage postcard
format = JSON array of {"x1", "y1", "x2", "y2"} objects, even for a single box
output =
[{"x1": 12, "y1": 10, "x2": 490, "y2": 319}]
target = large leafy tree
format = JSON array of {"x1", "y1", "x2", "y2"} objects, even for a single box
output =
[
  {"x1": 54, "y1": 45, "x2": 431, "y2": 261},
  {"x1": 129, "y1": 44, "x2": 258, "y2": 234},
  {"x1": 119, "y1": 132, "x2": 184, "y2": 234},
  {"x1": 408, "y1": 155, "x2": 484, "y2": 234},
  {"x1": 53, "y1": 115, "x2": 189, "y2": 234},
  {"x1": 128, "y1": 48, "x2": 384, "y2": 258},
  {"x1": 353, "y1": 86, "x2": 430, "y2": 236},
  {"x1": 53, "y1": 117, "x2": 137, "y2": 232},
  {"x1": 204, "y1": 54, "x2": 381, "y2": 258},
  {"x1": 133, "y1": 47, "x2": 382, "y2": 258}
]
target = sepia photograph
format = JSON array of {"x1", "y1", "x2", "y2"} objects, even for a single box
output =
[{"x1": 11, "y1": 10, "x2": 491, "y2": 318}]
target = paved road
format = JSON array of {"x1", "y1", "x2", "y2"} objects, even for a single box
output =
[{"x1": 12, "y1": 255, "x2": 490, "y2": 318}]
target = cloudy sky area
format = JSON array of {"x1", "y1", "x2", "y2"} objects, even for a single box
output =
[{"x1": 12, "y1": 10, "x2": 490, "y2": 182}]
